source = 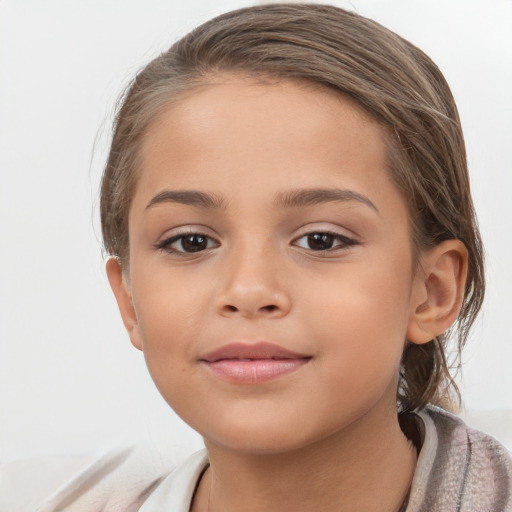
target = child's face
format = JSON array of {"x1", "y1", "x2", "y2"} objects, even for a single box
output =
[{"x1": 118, "y1": 76, "x2": 422, "y2": 453}]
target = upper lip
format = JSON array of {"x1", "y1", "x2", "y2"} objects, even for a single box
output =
[{"x1": 200, "y1": 342, "x2": 311, "y2": 362}]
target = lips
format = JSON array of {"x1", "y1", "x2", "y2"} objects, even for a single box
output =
[{"x1": 201, "y1": 342, "x2": 311, "y2": 384}]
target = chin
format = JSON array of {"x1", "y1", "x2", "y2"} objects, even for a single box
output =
[
  {"x1": 196, "y1": 411, "x2": 337, "y2": 457},
  {"x1": 207, "y1": 430, "x2": 314, "y2": 456}
]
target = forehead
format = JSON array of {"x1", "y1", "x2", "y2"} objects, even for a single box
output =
[
  {"x1": 140, "y1": 74, "x2": 381, "y2": 159},
  {"x1": 133, "y1": 76, "x2": 401, "y2": 217}
]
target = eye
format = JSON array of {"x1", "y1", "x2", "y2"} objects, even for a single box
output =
[
  {"x1": 293, "y1": 231, "x2": 356, "y2": 251},
  {"x1": 156, "y1": 232, "x2": 218, "y2": 254}
]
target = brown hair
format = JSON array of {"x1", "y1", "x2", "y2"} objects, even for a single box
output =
[{"x1": 100, "y1": 3, "x2": 485, "y2": 412}]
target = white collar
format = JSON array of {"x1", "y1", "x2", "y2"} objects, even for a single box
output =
[{"x1": 139, "y1": 449, "x2": 209, "y2": 512}]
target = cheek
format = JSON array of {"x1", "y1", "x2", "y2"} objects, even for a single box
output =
[
  {"x1": 130, "y1": 265, "x2": 210, "y2": 376},
  {"x1": 305, "y1": 251, "x2": 413, "y2": 376}
]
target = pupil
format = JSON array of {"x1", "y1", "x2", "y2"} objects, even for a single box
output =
[
  {"x1": 308, "y1": 233, "x2": 334, "y2": 250},
  {"x1": 181, "y1": 235, "x2": 207, "y2": 252}
]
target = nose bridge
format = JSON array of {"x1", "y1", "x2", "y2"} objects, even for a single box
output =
[{"x1": 216, "y1": 235, "x2": 290, "y2": 318}]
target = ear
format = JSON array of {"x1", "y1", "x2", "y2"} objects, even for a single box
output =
[
  {"x1": 106, "y1": 257, "x2": 143, "y2": 351},
  {"x1": 407, "y1": 240, "x2": 468, "y2": 345}
]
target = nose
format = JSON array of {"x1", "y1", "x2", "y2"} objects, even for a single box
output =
[{"x1": 215, "y1": 249, "x2": 291, "y2": 319}]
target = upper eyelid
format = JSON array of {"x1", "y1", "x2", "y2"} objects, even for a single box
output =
[
  {"x1": 291, "y1": 225, "x2": 358, "y2": 241},
  {"x1": 160, "y1": 232, "x2": 218, "y2": 244},
  {"x1": 154, "y1": 224, "x2": 359, "y2": 244},
  {"x1": 157, "y1": 225, "x2": 219, "y2": 241},
  {"x1": 292, "y1": 231, "x2": 357, "y2": 245},
  {"x1": 293, "y1": 227, "x2": 352, "y2": 237}
]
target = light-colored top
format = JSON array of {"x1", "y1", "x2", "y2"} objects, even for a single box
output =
[{"x1": 1, "y1": 405, "x2": 511, "y2": 511}]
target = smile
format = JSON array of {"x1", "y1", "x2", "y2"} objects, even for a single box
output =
[{"x1": 200, "y1": 342, "x2": 311, "y2": 384}]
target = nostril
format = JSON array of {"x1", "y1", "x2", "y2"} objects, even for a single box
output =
[{"x1": 218, "y1": 302, "x2": 285, "y2": 317}]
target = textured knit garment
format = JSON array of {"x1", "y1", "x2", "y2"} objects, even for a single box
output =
[
  {"x1": 407, "y1": 406, "x2": 512, "y2": 511},
  {"x1": 1, "y1": 405, "x2": 511, "y2": 511}
]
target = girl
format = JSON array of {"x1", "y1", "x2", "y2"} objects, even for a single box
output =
[{"x1": 5, "y1": 3, "x2": 512, "y2": 511}]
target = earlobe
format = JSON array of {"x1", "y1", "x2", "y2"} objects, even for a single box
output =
[
  {"x1": 407, "y1": 240, "x2": 468, "y2": 345},
  {"x1": 105, "y1": 257, "x2": 143, "y2": 351}
]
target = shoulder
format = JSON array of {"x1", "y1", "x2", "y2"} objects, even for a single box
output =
[
  {"x1": 408, "y1": 405, "x2": 512, "y2": 512},
  {"x1": 0, "y1": 445, "x2": 177, "y2": 512}
]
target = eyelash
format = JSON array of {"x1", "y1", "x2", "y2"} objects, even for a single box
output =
[
  {"x1": 155, "y1": 232, "x2": 219, "y2": 256},
  {"x1": 292, "y1": 231, "x2": 357, "y2": 253},
  {"x1": 155, "y1": 230, "x2": 357, "y2": 256}
]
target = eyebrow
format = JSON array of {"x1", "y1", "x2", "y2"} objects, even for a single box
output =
[
  {"x1": 276, "y1": 188, "x2": 379, "y2": 214},
  {"x1": 145, "y1": 187, "x2": 379, "y2": 214},
  {"x1": 146, "y1": 190, "x2": 226, "y2": 210}
]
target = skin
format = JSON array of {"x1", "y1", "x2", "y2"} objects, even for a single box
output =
[{"x1": 107, "y1": 76, "x2": 468, "y2": 512}]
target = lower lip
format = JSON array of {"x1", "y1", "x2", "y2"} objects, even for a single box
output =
[{"x1": 204, "y1": 358, "x2": 309, "y2": 384}]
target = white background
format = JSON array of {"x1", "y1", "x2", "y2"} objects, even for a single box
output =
[{"x1": 0, "y1": 0, "x2": 511, "y2": 465}]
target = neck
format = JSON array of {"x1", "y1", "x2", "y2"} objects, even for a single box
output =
[{"x1": 191, "y1": 403, "x2": 417, "y2": 512}]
